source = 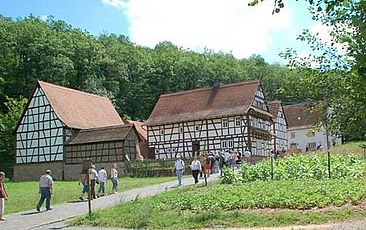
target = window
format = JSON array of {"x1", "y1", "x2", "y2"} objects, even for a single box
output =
[
  {"x1": 235, "y1": 117, "x2": 241, "y2": 126},
  {"x1": 221, "y1": 140, "x2": 227, "y2": 149},
  {"x1": 228, "y1": 140, "x2": 234, "y2": 148},
  {"x1": 195, "y1": 125, "x2": 200, "y2": 131},
  {"x1": 290, "y1": 143, "x2": 297, "y2": 149},
  {"x1": 290, "y1": 132, "x2": 295, "y2": 139},
  {"x1": 160, "y1": 130, "x2": 164, "y2": 135},
  {"x1": 179, "y1": 127, "x2": 184, "y2": 133},
  {"x1": 222, "y1": 118, "x2": 228, "y2": 128},
  {"x1": 221, "y1": 139, "x2": 233, "y2": 149},
  {"x1": 308, "y1": 142, "x2": 316, "y2": 151}
]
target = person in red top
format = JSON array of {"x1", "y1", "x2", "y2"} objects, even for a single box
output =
[{"x1": 0, "y1": 171, "x2": 8, "y2": 221}]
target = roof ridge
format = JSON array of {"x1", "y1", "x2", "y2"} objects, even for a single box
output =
[
  {"x1": 283, "y1": 102, "x2": 311, "y2": 108},
  {"x1": 268, "y1": 100, "x2": 282, "y2": 104},
  {"x1": 160, "y1": 80, "x2": 260, "y2": 98},
  {"x1": 78, "y1": 124, "x2": 132, "y2": 132},
  {"x1": 38, "y1": 80, "x2": 110, "y2": 101}
]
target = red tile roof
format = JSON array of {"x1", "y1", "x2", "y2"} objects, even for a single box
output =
[
  {"x1": 127, "y1": 120, "x2": 147, "y2": 141},
  {"x1": 283, "y1": 103, "x2": 322, "y2": 128},
  {"x1": 146, "y1": 80, "x2": 268, "y2": 126},
  {"x1": 39, "y1": 81, "x2": 124, "y2": 129},
  {"x1": 65, "y1": 125, "x2": 133, "y2": 145},
  {"x1": 267, "y1": 101, "x2": 281, "y2": 118}
]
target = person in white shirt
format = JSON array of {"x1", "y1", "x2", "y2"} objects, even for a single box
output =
[
  {"x1": 97, "y1": 167, "x2": 107, "y2": 196},
  {"x1": 36, "y1": 169, "x2": 53, "y2": 212},
  {"x1": 172, "y1": 155, "x2": 185, "y2": 186},
  {"x1": 89, "y1": 165, "x2": 98, "y2": 199},
  {"x1": 190, "y1": 156, "x2": 202, "y2": 184},
  {"x1": 110, "y1": 163, "x2": 118, "y2": 194}
]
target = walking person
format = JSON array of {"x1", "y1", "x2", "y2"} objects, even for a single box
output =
[
  {"x1": 0, "y1": 172, "x2": 8, "y2": 221},
  {"x1": 190, "y1": 156, "x2": 202, "y2": 184},
  {"x1": 110, "y1": 163, "x2": 118, "y2": 194},
  {"x1": 199, "y1": 153, "x2": 205, "y2": 179},
  {"x1": 219, "y1": 151, "x2": 226, "y2": 176},
  {"x1": 172, "y1": 155, "x2": 185, "y2": 186},
  {"x1": 36, "y1": 169, "x2": 53, "y2": 212},
  {"x1": 89, "y1": 165, "x2": 98, "y2": 199},
  {"x1": 204, "y1": 154, "x2": 211, "y2": 177},
  {"x1": 78, "y1": 172, "x2": 89, "y2": 201},
  {"x1": 97, "y1": 167, "x2": 107, "y2": 196}
]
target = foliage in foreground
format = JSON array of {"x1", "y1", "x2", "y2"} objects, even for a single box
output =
[
  {"x1": 70, "y1": 179, "x2": 366, "y2": 229},
  {"x1": 237, "y1": 154, "x2": 365, "y2": 183}
]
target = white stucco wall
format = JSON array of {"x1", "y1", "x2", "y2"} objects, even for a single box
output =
[{"x1": 287, "y1": 126, "x2": 342, "y2": 152}]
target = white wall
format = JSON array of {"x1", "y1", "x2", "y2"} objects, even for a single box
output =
[{"x1": 287, "y1": 127, "x2": 341, "y2": 152}]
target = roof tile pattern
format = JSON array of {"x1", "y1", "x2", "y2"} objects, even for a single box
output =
[
  {"x1": 65, "y1": 125, "x2": 132, "y2": 145},
  {"x1": 128, "y1": 120, "x2": 147, "y2": 141},
  {"x1": 146, "y1": 80, "x2": 261, "y2": 126},
  {"x1": 283, "y1": 103, "x2": 322, "y2": 128},
  {"x1": 267, "y1": 101, "x2": 281, "y2": 118},
  {"x1": 39, "y1": 81, "x2": 124, "y2": 129}
]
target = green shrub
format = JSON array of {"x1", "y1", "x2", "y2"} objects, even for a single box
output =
[{"x1": 241, "y1": 154, "x2": 365, "y2": 182}]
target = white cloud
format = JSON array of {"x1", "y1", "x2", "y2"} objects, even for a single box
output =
[
  {"x1": 102, "y1": 0, "x2": 292, "y2": 58},
  {"x1": 310, "y1": 22, "x2": 348, "y2": 55},
  {"x1": 39, "y1": 15, "x2": 49, "y2": 21}
]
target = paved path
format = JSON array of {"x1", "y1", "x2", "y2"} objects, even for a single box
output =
[{"x1": 0, "y1": 174, "x2": 219, "y2": 230}]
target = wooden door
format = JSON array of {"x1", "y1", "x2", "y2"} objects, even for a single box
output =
[
  {"x1": 148, "y1": 147, "x2": 156, "y2": 159},
  {"x1": 192, "y1": 141, "x2": 200, "y2": 156}
]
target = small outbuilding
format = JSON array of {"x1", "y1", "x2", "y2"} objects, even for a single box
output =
[{"x1": 63, "y1": 124, "x2": 141, "y2": 180}]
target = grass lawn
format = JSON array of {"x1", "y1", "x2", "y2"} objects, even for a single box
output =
[
  {"x1": 70, "y1": 179, "x2": 366, "y2": 229},
  {"x1": 4, "y1": 176, "x2": 177, "y2": 214},
  {"x1": 329, "y1": 141, "x2": 366, "y2": 156}
]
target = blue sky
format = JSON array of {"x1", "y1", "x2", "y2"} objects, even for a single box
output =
[{"x1": 0, "y1": 0, "x2": 318, "y2": 64}]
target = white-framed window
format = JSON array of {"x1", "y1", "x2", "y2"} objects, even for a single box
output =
[
  {"x1": 179, "y1": 127, "x2": 183, "y2": 133},
  {"x1": 228, "y1": 140, "x2": 234, "y2": 148},
  {"x1": 160, "y1": 129, "x2": 164, "y2": 135},
  {"x1": 221, "y1": 140, "x2": 227, "y2": 149},
  {"x1": 222, "y1": 118, "x2": 228, "y2": 128},
  {"x1": 235, "y1": 116, "x2": 241, "y2": 126},
  {"x1": 290, "y1": 143, "x2": 297, "y2": 149},
  {"x1": 221, "y1": 139, "x2": 233, "y2": 149},
  {"x1": 195, "y1": 125, "x2": 200, "y2": 131}
]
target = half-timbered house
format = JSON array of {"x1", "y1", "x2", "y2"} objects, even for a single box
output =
[
  {"x1": 283, "y1": 103, "x2": 341, "y2": 152},
  {"x1": 268, "y1": 101, "x2": 288, "y2": 151},
  {"x1": 63, "y1": 125, "x2": 140, "y2": 180},
  {"x1": 14, "y1": 81, "x2": 124, "y2": 180},
  {"x1": 146, "y1": 80, "x2": 273, "y2": 160}
]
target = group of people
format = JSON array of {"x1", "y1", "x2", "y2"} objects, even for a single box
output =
[
  {"x1": 0, "y1": 162, "x2": 121, "y2": 220},
  {"x1": 79, "y1": 163, "x2": 119, "y2": 200},
  {"x1": 173, "y1": 149, "x2": 247, "y2": 186}
]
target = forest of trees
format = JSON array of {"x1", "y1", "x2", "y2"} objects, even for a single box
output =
[{"x1": 0, "y1": 1, "x2": 365, "y2": 177}]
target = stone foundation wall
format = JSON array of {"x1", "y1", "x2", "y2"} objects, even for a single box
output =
[{"x1": 13, "y1": 162, "x2": 64, "y2": 181}]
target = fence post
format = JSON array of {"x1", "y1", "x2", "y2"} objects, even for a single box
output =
[
  {"x1": 270, "y1": 155, "x2": 274, "y2": 180},
  {"x1": 327, "y1": 151, "x2": 331, "y2": 179}
]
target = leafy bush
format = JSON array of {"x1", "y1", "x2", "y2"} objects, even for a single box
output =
[
  {"x1": 241, "y1": 154, "x2": 365, "y2": 182},
  {"x1": 220, "y1": 167, "x2": 242, "y2": 184}
]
